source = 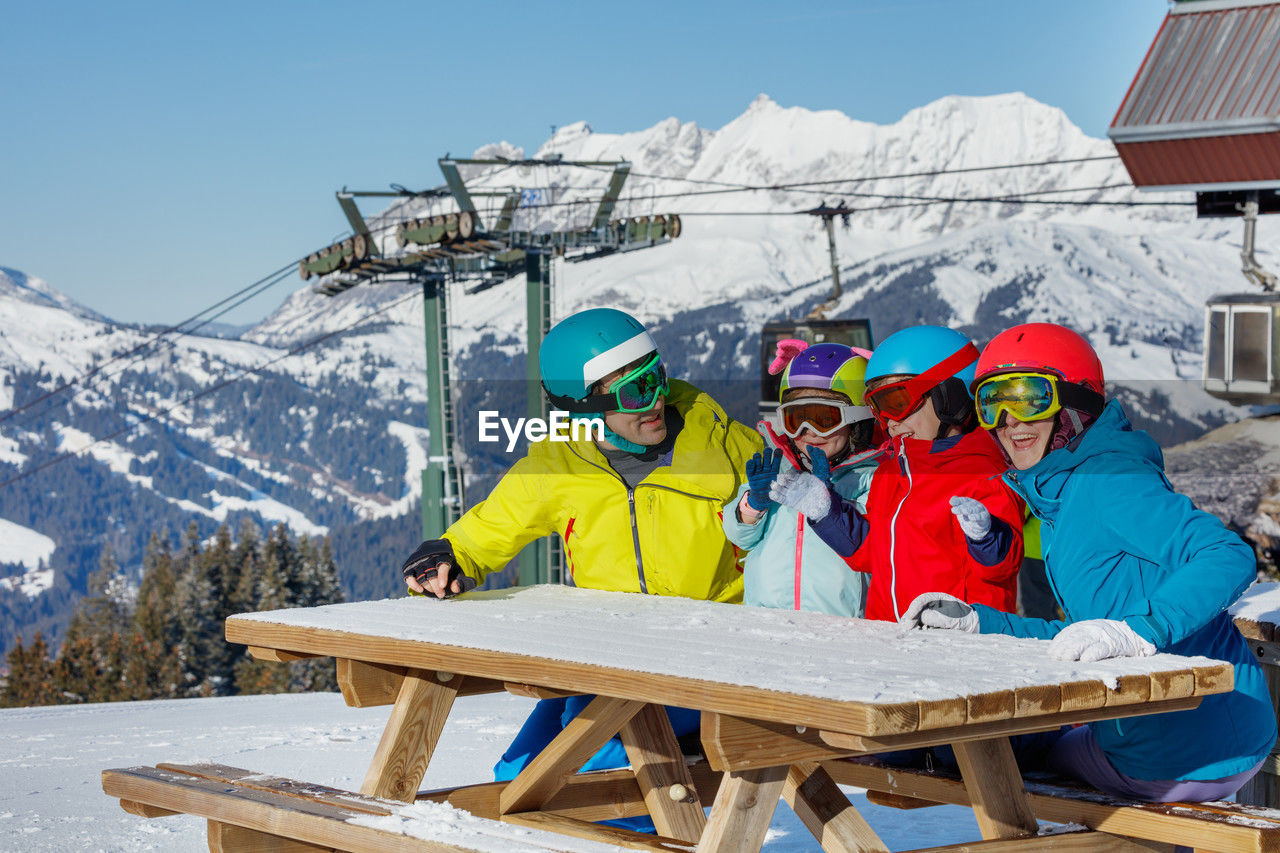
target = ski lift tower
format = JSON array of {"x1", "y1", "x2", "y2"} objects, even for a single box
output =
[
  {"x1": 1110, "y1": 0, "x2": 1280, "y2": 403},
  {"x1": 299, "y1": 156, "x2": 683, "y2": 587}
]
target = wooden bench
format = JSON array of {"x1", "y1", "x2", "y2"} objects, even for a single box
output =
[
  {"x1": 831, "y1": 756, "x2": 1280, "y2": 853},
  {"x1": 101, "y1": 761, "x2": 685, "y2": 852}
]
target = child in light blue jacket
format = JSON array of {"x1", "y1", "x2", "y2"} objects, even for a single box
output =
[{"x1": 723, "y1": 342, "x2": 878, "y2": 617}]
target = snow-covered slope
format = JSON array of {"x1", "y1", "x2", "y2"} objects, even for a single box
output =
[{"x1": 2, "y1": 92, "x2": 1277, "y2": 653}]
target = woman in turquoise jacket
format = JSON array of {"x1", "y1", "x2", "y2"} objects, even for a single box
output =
[
  {"x1": 902, "y1": 323, "x2": 1275, "y2": 801},
  {"x1": 724, "y1": 341, "x2": 877, "y2": 617}
]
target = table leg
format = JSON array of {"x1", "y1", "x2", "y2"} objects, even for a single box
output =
[
  {"x1": 500, "y1": 695, "x2": 646, "y2": 815},
  {"x1": 619, "y1": 703, "x2": 707, "y2": 843},
  {"x1": 695, "y1": 765, "x2": 787, "y2": 853},
  {"x1": 952, "y1": 737, "x2": 1039, "y2": 840},
  {"x1": 361, "y1": 668, "x2": 461, "y2": 802},
  {"x1": 784, "y1": 761, "x2": 888, "y2": 853}
]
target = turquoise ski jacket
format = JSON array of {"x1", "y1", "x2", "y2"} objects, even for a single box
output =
[
  {"x1": 975, "y1": 401, "x2": 1276, "y2": 781},
  {"x1": 723, "y1": 448, "x2": 878, "y2": 617}
]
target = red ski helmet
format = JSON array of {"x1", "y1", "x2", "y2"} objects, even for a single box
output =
[{"x1": 974, "y1": 323, "x2": 1104, "y2": 393}]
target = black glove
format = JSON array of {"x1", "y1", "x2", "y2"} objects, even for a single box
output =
[{"x1": 401, "y1": 538, "x2": 476, "y2": 598}]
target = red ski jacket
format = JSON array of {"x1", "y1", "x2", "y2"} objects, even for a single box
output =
[{"x1": 811, "y1": 429, "x2": 1023, "y2": 622}]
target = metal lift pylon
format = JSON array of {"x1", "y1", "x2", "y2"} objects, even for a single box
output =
[{"x1": 304, "y1": 154, "x2": 681, "y2": 588}]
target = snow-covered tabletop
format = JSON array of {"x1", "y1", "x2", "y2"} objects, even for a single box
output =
[
  {"x1": 1231, "y1": 582, "x2": 1280, "y2": 642},
  {"x1": 228, "y1": 585, "x2": 1230, "y2": 738}
]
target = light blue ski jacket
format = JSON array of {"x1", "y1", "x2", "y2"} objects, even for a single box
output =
[
  {"x1": 723, "y1": 449, "x2": 878, "y2": 617},
  {"x1": 975, "y1": 401, "x2": 1276, "y2": 781}
]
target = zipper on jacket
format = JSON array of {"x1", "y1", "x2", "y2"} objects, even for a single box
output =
[
  {"x1": 888, "y1": 441, "x2": 912, "y2": 621},
  {"x1": 565, "y1": 443, "x2": 648, "y2": 593},
  {"x1": 566, "y1": 442, "x2": 722, "y2": 595},
  {"x1": 794, "y1": 513, "x2": 805, "y2": 610},
  {"x1": 628, "y1": 488, "x2": 648, "y2": 594}
]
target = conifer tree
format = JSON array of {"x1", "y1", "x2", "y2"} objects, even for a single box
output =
[
  {"x1": 56, "y1": 549, "x2": 135, "y2": 703},
  {"x1": 52, "y1": 635, "x2": 99, "y2": 703},
  {"x1": 121, "y1": 631, "x2": 181, "y2": 700},
  {"x1": 133, "y1": 533, "x2": 179, "y2": 653},
  {"x1": 172, "y1": 521, "x2": 221, "y2": 696},
  {"x1": 0, "y1": 633, "x2": 60, "y2": 707},
  {"x1": 66, "y1": 548, "x2": 133, "y2": 647}
]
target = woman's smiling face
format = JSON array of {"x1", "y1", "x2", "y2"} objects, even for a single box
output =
[{"x1": 996, "y1": 415, "x2": 1054, "y2": 469}]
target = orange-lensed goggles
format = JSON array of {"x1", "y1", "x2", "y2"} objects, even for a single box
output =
[
  {"x1": 865, "y1": 343, "x2": 979, "y2": 423},
  {"x1": 778, "y1": 398, "x2": 870, "y2": 438}
]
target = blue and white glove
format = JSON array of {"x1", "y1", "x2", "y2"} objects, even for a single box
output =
[
  {"x1": 949, "y1": 496, "x2": 992, "y2": 541},
  {"x1": 744, "y1": 449, "x2": 782, "y2": 512},
  {"x1": 769, "y1": 447, "x2": 832, "y2": 520},
  {"x1": 803, "y1": 444, "x2": 832, "y2": 483},
  {"x1": 899, "y1": 592, "x2": 980, "y2": 633},
  {"x1": 1049, "y1": 619, "x2": 1156, "y2": 662}
]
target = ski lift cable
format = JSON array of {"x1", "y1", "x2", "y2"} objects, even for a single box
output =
[
  {"x1": 0, "y1": 261, "x2": 300, "y2": 430},
  {"x1": 0, "y1": 264, "x2": 302, "y2": 436},
  {"x1": 514, "y1": 182, "x2": 1190, "y2": 214},
  {"x1": 577, "y1": 154, "x2": 1123, "y2": 192},
  {"x1": 0, "y1": 288, "x2": 423, "y2": 492},
  {"x1": 670, "y1": 193, "x2": 1192, "y2": 215}
]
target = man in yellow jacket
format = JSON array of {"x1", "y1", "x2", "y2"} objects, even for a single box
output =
[
  {"x1": 400, "y1": 308, "x2": 760, "y2": 810},
  {"x1": 402, "y1": 307, "x2": 760, "y2": 602}
]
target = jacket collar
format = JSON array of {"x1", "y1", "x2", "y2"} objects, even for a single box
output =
[
  {"x1": 571, "y1": 379, "x2": 738, "y2": 497},
  {"x1": 886, "y1": 427, "x2": 1004, "y2": 470},
  {"x1": 1004, "y1": 400, "x2": 1159, "y2": 521}
]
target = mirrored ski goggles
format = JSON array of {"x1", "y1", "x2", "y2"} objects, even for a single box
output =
[
  {"x1": 973, "y1": 372, "x2": 1062, "y2": 429},
  {"x1": 606, "y1": 352, "x2": 669, "y2": 413},
  {"x1": 864, "y1": 342, "x2": 979, "y2": 422},
  {"x1": 778, "y1": 397, "x2": 871, "y2": 438}
]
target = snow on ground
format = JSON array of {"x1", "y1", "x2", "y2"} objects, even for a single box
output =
[
  {"x1": 0, "y1": 691, "x2": 984, "y2": 851},
  {"x1": 0, "y1": 568, "x2": 54, "y2": 598},
  {"x1": 343, "y1": 419, "x2": 431, "y2": 521},
  {"x1": 0, "y1": 433, "x2": 25, "y2": 467},
  {"x1": 0, "y1": 517, "x2": 55, "y2": 576}
]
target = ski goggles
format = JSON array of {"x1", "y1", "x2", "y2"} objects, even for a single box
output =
[
  {"x1": 864, "y1": 342, "x2": 979, "y2": 422},
  {"x1": 543, "y1": 352, "x2": 669, "y2": 415},
  {"x1": 606, "y1": 352, "x2": 669, "y2": 413},
  {"x1": 777, "y1": 397, "x2": 870, "y2": 438},
  {"x1": 974, "y1": 371, "x2": 1103, "y2": 430},
  {"x1": 974, "y1": 373, "x2": 1060, "y2": 429}
]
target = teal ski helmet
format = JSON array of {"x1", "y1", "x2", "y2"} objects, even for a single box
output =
[
  {"x1": 539, "y1": 308, "x2": 661, "y2": 412},
  {"x1": 865, "y1": 325, "x2": 977, "y2": 387}
]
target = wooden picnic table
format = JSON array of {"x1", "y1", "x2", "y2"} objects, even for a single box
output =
[{"x1": 208, "y1": 585, "x2": 1234, "y2": 852}]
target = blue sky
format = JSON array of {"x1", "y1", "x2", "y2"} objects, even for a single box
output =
[{"x1": 1, "y1": 1, "x2": 1169, "y2": 326}]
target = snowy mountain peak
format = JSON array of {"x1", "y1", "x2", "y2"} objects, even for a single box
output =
[{"x1": 0, "y1": 266, "x2": 107, "y2": 322}]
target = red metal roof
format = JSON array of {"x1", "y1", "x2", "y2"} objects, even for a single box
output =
[{"x1": 1110, "y1": 0, "x2": 1280, "y2": 189}]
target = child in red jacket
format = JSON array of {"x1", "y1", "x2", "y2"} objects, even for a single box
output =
[{"x1": 771, "y1": 325, "x2": 1023, "y2": 621}]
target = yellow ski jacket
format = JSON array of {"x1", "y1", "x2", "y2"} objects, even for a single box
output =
[{"x1": 444, "y1": 380, "x2": 761, "y2": 603}]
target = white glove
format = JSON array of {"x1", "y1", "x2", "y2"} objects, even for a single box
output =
[
  {"x1": 1048, "y1": 619, "x2": 1156, "y2": 663},
  {"x1": 769, "y1": 467, "x2": 831, "y2": 521},
  {"x1": 949, "y1": 495, "x2": 992, "y2": 541},
  {"x1": 899, "y1": 592, "x2": 980, "y2": 633}
]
